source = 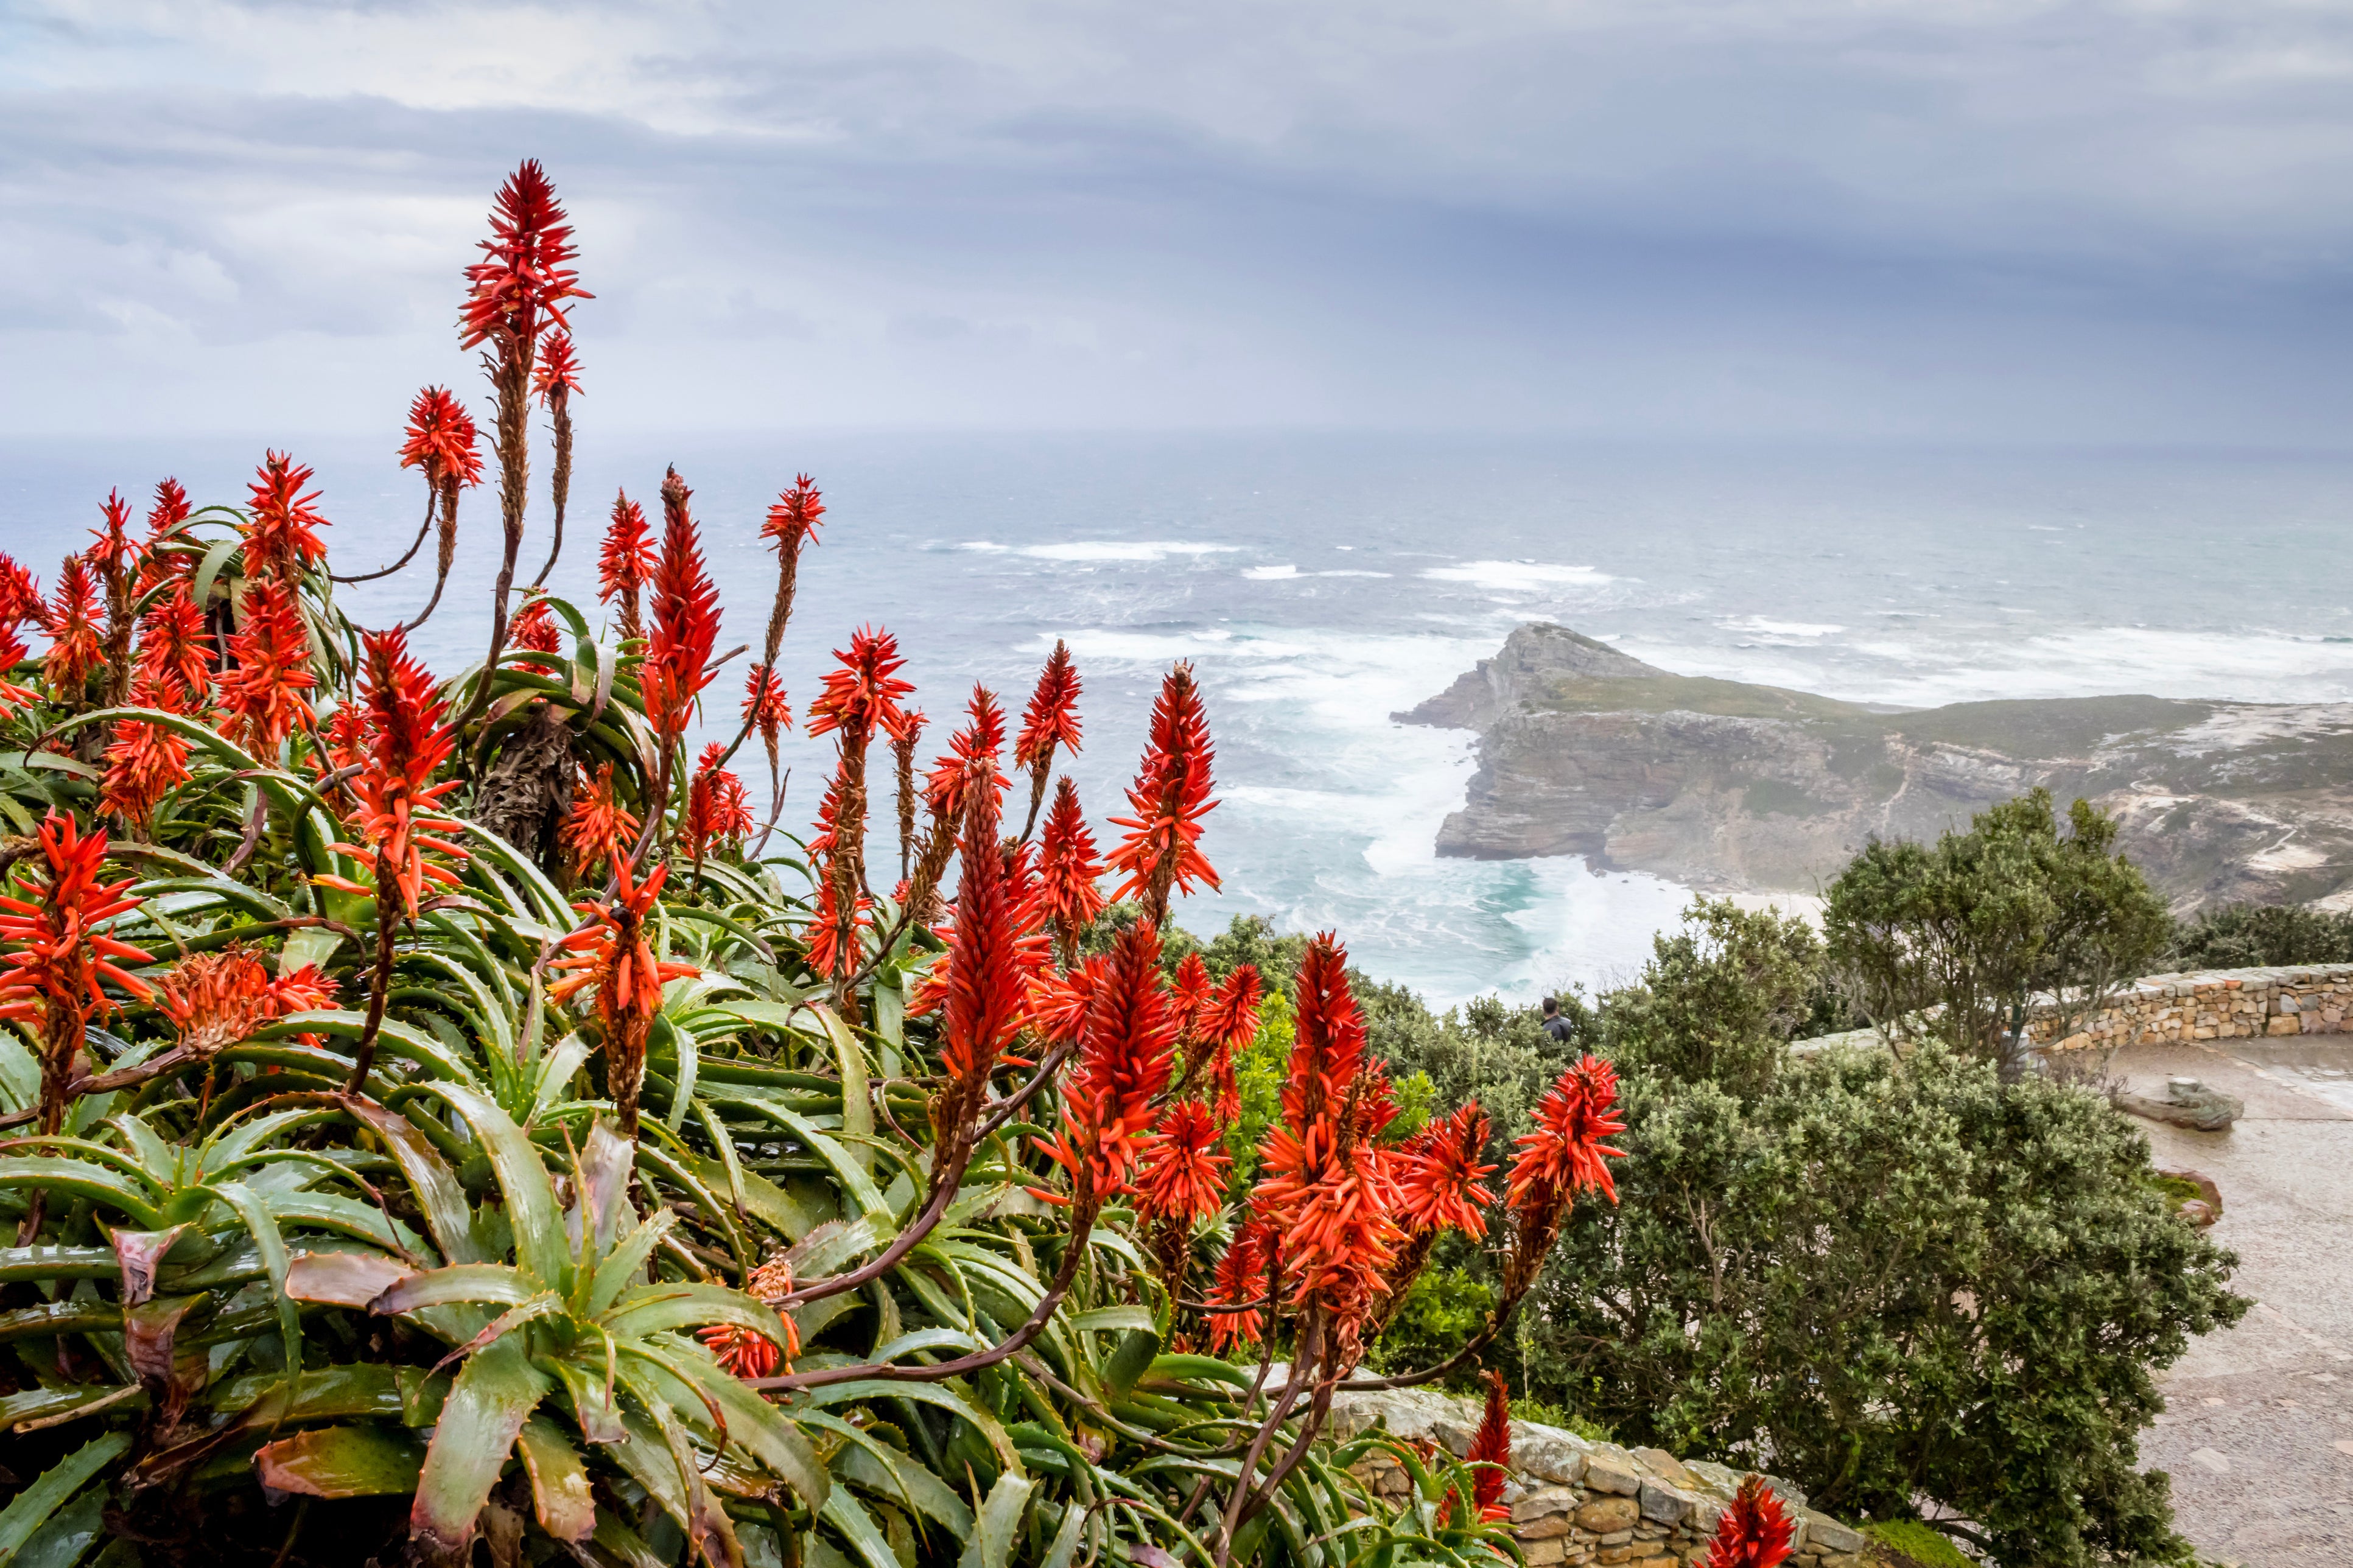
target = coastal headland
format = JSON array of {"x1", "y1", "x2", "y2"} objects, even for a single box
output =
[{"x1": 1403, "y1": 622, "x2": 2353, "y2": 910}]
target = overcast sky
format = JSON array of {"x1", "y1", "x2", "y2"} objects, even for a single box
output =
[{"x1": 4, "y1": 0, "x2": 2351, "y2": 444}]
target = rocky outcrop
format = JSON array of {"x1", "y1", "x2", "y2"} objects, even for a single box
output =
[
  {"x1": 1403, "y1": 623, "x2": 2353, "y2": 911},
  {"x1": 1327, "y1": 1383, "x2": 1873, "y2": 1568}
]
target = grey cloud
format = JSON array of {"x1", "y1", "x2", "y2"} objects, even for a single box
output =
[{"x1": 0, "y1": 0, "x2": 2349, "y2": 441}]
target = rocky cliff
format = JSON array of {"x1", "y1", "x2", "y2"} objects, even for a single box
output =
[{"x1": 1401, "y1": 623, "x2": 2353, "y2": 911}]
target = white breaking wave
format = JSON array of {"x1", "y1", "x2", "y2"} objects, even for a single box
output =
[
  {"x1": 962, "y1": 539, "x2": 1242, "y2": 562},
  {"x1": 1722, "y1": 616, "x2": 1843, "y2": 638},
  {"x1": 1421, "y1": 559, "x2": 1613, "y2": 589}
]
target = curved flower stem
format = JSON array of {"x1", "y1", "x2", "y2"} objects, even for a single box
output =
[
  {"x1": 334, "y1": 495, "x2": 435, "y2": 584},
  {"x1": 342, "y1": 868, "x2": 399, "y2": 1093},
  {"x1": 774, "y1": 1040, "x2": 1073, "y2": 1312},
  {"x1": 751, "y1": 1197, "x2": 1099, "y2": 1392}
]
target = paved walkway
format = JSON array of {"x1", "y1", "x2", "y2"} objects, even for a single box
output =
[{"x1": 2116, "y1": 1035, "x2": 2353, "y2": 1565}]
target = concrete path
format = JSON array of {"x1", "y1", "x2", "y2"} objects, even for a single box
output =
[{"x1": 2115, "y1": 1036, "x2": 2353, "y2": 1566}]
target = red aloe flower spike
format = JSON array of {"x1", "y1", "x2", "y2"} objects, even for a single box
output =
[
  {"x1": 458, "y1": 158, "x2": 591, "y2": 352},
  {"x1": 0, "y1": 554, "x2": 47, "y2": 634},
  {"x1": 597, "y1": 489, "x2": 654, "y2": 643},
  {"x1": 0, "y1": 624, "x2": 41, "y2": 720},
  {"x1": 0, "y1": 811, "x2": 153, "y2": 1177},
  {"x1": 1106, "y1": 660, "x2": 1219, "y2": 927},
  {"x1": 758, "y1": 474, "x2": 824, "y2": 673},
  {"x1": 801, "y1": 873, "x2": 873, "y2": 986},
  {"x1": 1396, "y1": 1102, "x2": 1498, "y2": 1241},
  {"x1": 562, "y1": 761, "x2": 640, "y2": 880},
  {"x1": 508, "y1": 595, "x2": 563, "y2": 671},
  {"x1": 134, "y1": 480, "x2": 193, "y2": 597},
  {"x1": 46, "y1": 554, "x2": 103, "y2": 699},
  {"x1": 456, "y1": 161, "x2": 589, "y2": 729},
  {"x1": 1014, "y1": 639, "x2": 1081, "y2": 839},
  {"x1": 930, "y1": 755, "x2": 1024, "y2": 1167},
  {"x1": 1503, "y1": 1054, "x2": 1627, "y2": 1295},
  {"x1": 1035, "y1": 775, "x2": 1105, "y2": 965},
  {"x1": 805, "y1": 629, "x2": 916, "y2": 1017},
  {"x1": 530, "y1": 328, "x2": 582, "y2": 589},
  {"x1": 1705, "y1": 1477, "x2": 1795, "y2": 1568},
  {"x1": 312, "y1": 625, "x2": 468, "y2": 922},
  {"x1": 547, "y1": 858, "x2": 695, "y2": 1136},
  {"x1": 640, "y1": 467, "x2": 722, "y2": 830},
  {"x1": 922, "y1": 684, "x2": 1006, "y2": 835},
  {"x1": 153, "y1": 943, "x2": 332, "y2": 1059},
  {"x1": 214, "y1": 578, "x2": 316, "y2": 757},
  {"x1": 699, "y1": 1254, "x2": 799, "y2": 1379},
  {"x1": 1171, "y1": 951, "x2": 1213, "y2": 1037},
  {"x1": 684, "y1": 743, "x2": 754, "y2": 870},
  {"x1": 100, "y1": 676, "x2": 194, "y2": 832},
  {"x1": 382, "y1": 387, "x2": 481, "y2": 625},
  {"x1": 1133, "y1": 1099, "x2": 1230, "y2": 1225},
  {"x1": 1466, "y1": 1370, "x2": 1512, "y2": 1522},
  {"x1": 1203, "y1": 1219, "x2": 1273, "y2": 1355},
  {"x1": 144, "y1": 477, "x2": 192, "y2": 539},
  {"x1": 135, "y1": 587, "x2": 214, "y2": 709},
  {"x1": 89, "y1": 490, "x2": 142, "y2": 705},
  {"x1": 242, "y1": 451, "x2": 330, "y2": 582},
  {"x1": 1034, "y1": 920, "x2": 1175, "y2": 1211}
]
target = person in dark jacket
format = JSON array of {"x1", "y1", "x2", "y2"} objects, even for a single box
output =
[{"x1": 1540, "y1": 995, "x2": 1574, "y2": 1044}]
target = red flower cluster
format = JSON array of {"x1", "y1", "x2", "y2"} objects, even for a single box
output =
[
  {"x1": 1106, "y1": 662, "x2": 1218, "y2": 923},
  {"x1": 762, "y1": 475, "x2": 825, "y2": 558},
  {"x1": 398, "y1": 387, "x2": 483, "y2": 492},
  {"x1": 242, "y1": 452, "x2": 330, "y2": 581},
  {"x1": 1705, "y1": 1477, "x2": 1795, "y2": 1568},
  {"x1": 312, "y1": 627, "x2": 466, "y2": 919},
  {"x1": 1463, "y1": 1370, "x2": 1513, "y2": 1523},
  {"x1": 533, "y1": 328, "x2": 583, "y2": 405},
  {"x1": 1034, "y1": 777, "x2": 1106, "y2": 956},
  {"x1": 699, "y1": 1253, "x2": 799, "y2": 1380},
  {"x1": 508, "y1": 595, "x2": 563, "y2": 669},
  {"x1": 640, "y1": 469, "x2": 721, "y2": 744},
  {"x1": 1132, "y1": 1098, "x2": 1230, "y2": 1225},
  {"x1": 46, "y1": 555, "x2": 102, "y2": 696},
  {"x1": 1397, "y1": 1103, "x2": 1498, "y2": 1240},
  {"x1": 549, "y1": 858, "x2": 695, "y2": 1134},
  {"x1": 1014, "y1": 639, "x2": 1082, "y2": 833},
  {"x1": 1035, "y1": 920, "x2": 1176, "y2": 1211},
  {"x1": 214, "y1": 579, "x2": 315, "y2": 755},
  {"x1": 742, "y1": 664, "x2": 791, "y2": 749},
  {"x1": 562, "y1": 761, "x2": 639, "y2": 878},
  {"x1": 0, "y1": 813, "x2": 153, "y2": 1127},
  {"x1": 153, "y1": 944, "x2": 338, "y2": 1057},
  {"x1": 135, "y1": 589, "x2": 212, "y2": 707},
  {"x1": 458, "y1": 159, "x2": 591, "y2": 353},
  {"x1": 809, "y1": 626, "x2": 915, "y2": 751},
  {"x1": 684, "y1": 743, "x2": 754, "y2": 864},
  {"x1": 597, "y1": 490, "x2": 655, "y2": 642},
  {"x1": 1203, "y1": 1219, "x2": 1272, "y2": 1355},
  {"x1": 100, "y1": 676, "x2": 194, "y2": 829}
]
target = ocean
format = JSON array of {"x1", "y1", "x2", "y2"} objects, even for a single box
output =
[{"x1": 7, "y1": 432, "x2": 2352, "y2": 1010}]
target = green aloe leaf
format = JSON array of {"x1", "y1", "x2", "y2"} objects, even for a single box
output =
[
  {"x1": 0, "y1": 1432, "x2": 129, "y2": 1559},
  {"x1": 408, "y1": 1335, "x2": 550, "y2": 1556},
  {"x1": 369, "y1": 1261, "x2": 537, "y2": 1314},
  {"x1": 254, "y1": 1424, "x2": 426, "y2": 1497},
  {"x1": 410, "y1": 1082, "x2": 564, "y2": 1284},
  {"x1": 516, "y1": 1414, "x2": 597, "y2": 1542},
  {"x1": 339, "y1": 1095, "x2": 480, "y2": 1264},
  {"x1": 958, "y1": 1473, "x2": 1036, "y2": 1568}
]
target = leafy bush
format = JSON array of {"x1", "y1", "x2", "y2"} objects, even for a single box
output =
[
  {"x1": 1523, "y1": 898, "x2": 2246, "y2": 1568},
  {"x1": 2165, "y1": 900, "x2": 2353, "y2": 970},
  {"x1": 0, "y1": 162, "x2": 1627, "y2": 1568}
]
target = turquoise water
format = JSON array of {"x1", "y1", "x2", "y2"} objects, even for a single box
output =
[{"x1": 6, "y1": 432, "x2": 2352, "y2": 1006}]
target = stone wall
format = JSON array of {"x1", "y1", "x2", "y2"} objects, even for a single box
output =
[
  {"x1": 1792, "y1": 962, "x2": 2353, "y2": 1057},
  {"x1": 1328, "y1": 1385, "x2": 1871, "y2": 1568}
]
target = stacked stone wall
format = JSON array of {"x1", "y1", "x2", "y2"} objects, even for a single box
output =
[
  {"x1": 1792, "y1": 962, "x2": 2353, "y2": 1057},
  {"x1": 1328, "y1": 1386, "x2": 1871, "y2": 1568}
]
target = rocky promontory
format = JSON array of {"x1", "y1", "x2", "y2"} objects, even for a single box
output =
[{"x1": 1401, "y1": 623, "x2": 2353, "y2": 910}]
